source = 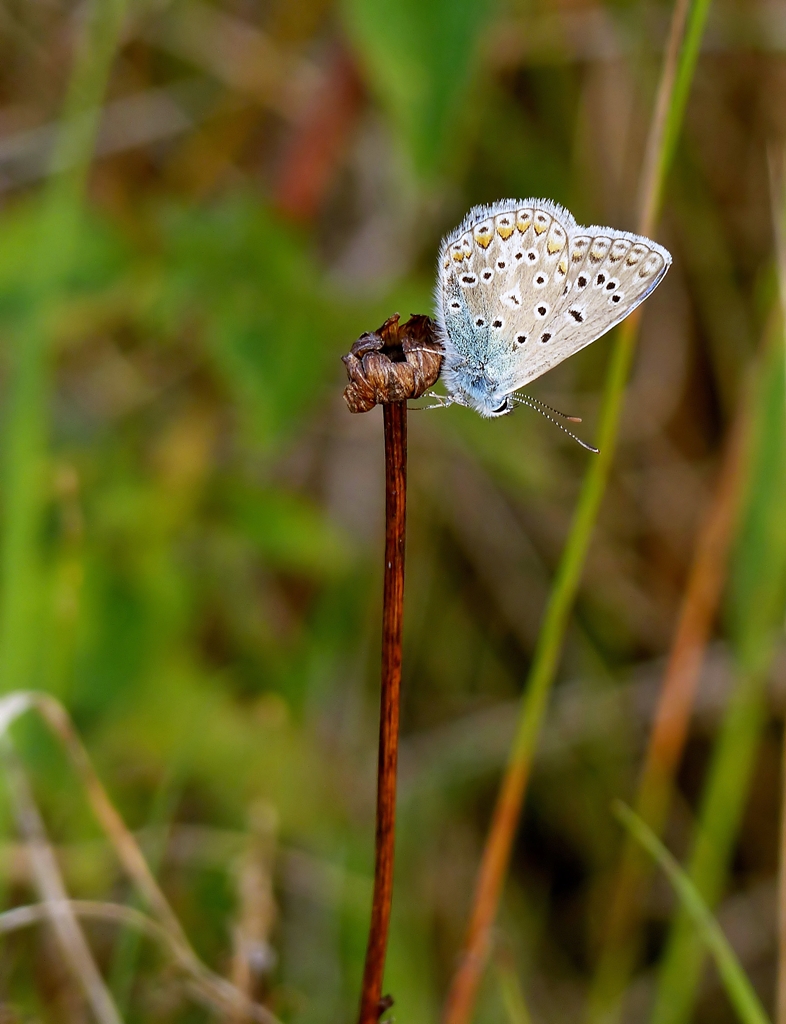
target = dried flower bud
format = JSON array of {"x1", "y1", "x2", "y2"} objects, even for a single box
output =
[{"x1": 342, "y1": 314, "x2": 443, "y2": 414}]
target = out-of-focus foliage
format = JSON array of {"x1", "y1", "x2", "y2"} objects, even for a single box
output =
[
  {"x1": 0, "y1": 1, "x2": 783, "y2": 1023},
  {"x1": 342, "y1": 0, "x2": 496, "y2": 176},
  {"x1": 651, "y1": 335, "x2": 786, "y2": 1024}
]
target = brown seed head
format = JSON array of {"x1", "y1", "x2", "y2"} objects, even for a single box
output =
[{"x1": 342, "y1": 313, "x2": 443, "y2": 413}]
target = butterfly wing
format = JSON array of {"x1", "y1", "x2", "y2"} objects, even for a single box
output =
[
  {"x1": 498, "y1": 222, "x2": 671, "y2": 393},
  {"x1": 436, "y1": 199, "x2": 671, "y2": 400},
  {"x1": 436, "y1": 200, "x2": 576, "y2": 389}
]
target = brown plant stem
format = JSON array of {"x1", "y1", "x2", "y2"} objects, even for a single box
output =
[{"x1": 358, "y1": 401, "x2": 408, "y2": 1024}]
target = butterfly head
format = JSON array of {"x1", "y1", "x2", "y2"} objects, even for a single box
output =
[
  {"x1": 441, "y1": 362, "x2": 514, "y2": 418},
  {"x1": 483, "y1": 394, "x2": 515, "y2": 418}
]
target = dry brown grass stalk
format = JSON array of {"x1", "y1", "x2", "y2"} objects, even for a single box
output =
[
  {"x1": 588, "y1": 391, "x2": 753, "y2": 1019},
  {"x1": 0, "y1": 691, "x2": 282, "y2": 1024},
  {"x1": 230, "y1": 803, "x2": 279, "y2": 1021},
  {"x1": 1, "y1": 738, "x2": 124, "y2": 1024}
]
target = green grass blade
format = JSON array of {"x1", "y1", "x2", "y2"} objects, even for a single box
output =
[
  {"x1": 770, "y1": 142, "x2": 786, "y2": 1024},
  {"x1": 613, "y1": 801, "x2": 771, "y2": 1024},
  {"x1": 495, "y1": 958, "x2": 533, "y2": 1024},
  {"x1": 0, "y1": 0, "x2": 129, "y2": 692},
  {"x1": 340, "y1": 0, "x2": 496, "y2": 178}
]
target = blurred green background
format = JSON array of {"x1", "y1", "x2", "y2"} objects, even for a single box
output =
[{"x1": 0, "y1": 0, "x2": 784, "y2": 1022}]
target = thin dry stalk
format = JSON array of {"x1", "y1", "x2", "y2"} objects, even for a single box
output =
[
  {"x1": 357, "y1": 400, "x2": 407, "y2": 1024},
  {"x1": 0, "y1": 899, "x2": 276, "y2": 1021},
  {"x1": 230, "y1": 803, "x2": 278, "y2": 1020},
  {"x1": 0, "y1": 900, "x2": 178, "y2": 956},
  {"x1": 637, "y1": 0, "x2": 692, "y2": 237},
  {"x1": 0, "y1": 692, "x2": 281, "y2": 1024},
  {"x1": 1, "y1": 739, "x2": 123, "y2": 1024},
  {"x1": 588, "y1": 393, "x2": 752, "y2": 1019},
  {"x1": 638, "y1": 410, "x2": 747, "y2": 810},
  {"x1": 442, "y1": 2, "x2": 707, "y2": 1020}
]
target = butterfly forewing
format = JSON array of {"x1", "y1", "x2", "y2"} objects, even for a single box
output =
[
  {"x1": 436, "y1": 198, "x2": 671, "y2": 404},
  {"x1": 501, "y1": 225, "x2": 670, "y2": 392}
]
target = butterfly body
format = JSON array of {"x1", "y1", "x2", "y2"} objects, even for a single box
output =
[{"x1": 434, "y1": 199, "x2": 671, "y2": 417}]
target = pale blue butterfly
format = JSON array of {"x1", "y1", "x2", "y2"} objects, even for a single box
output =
[{"x1": 433, "y1": 199, "x2": 671, "y2": 437}]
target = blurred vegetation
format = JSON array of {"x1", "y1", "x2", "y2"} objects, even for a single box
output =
[{"x1": 0, "y1": 0, "x2": 783, "y2": 1023}]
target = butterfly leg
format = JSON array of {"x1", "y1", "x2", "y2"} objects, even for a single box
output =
[{"x1": 409, "y1": 391, "x2": 455, "y2": 411}]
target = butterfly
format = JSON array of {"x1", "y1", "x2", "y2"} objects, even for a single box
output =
[{"x1": 433, "y1": 199, "x2": 671, "y2": 427}]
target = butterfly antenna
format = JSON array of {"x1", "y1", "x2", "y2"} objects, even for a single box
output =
[
  {"x1": 522, "y1": 393, "x2": 583, "y2": 423},
  {"x1": 511, "y1": 394, "x2": 599, "y2": 453}
]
